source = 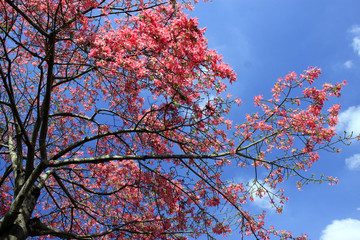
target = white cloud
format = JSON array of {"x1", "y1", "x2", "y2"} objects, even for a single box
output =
[
  {"x1": 345, "y1": 154, "x2": 360, "y2": 170},
  {"x1": 252, "y1": 195, "x2": 273, "y2": 210},
  {"x1": 337, "y1": 106, "x2": 360, "y2": 136},
  {"x1": 344, "y1": 60, "x2": 354, "y2": 69},
  {"x1": 320, "y1": 218, "x2": 360, "y2": 240},
  {"x1": 352, "y1": 37, "x2": 360, "y2": 56},
  {"x1": 350, "y1": 25, "x2": 360, "y2": 56},
  {"x1": 228, "y1": 177, "x2": 275, "y2": 210},
  {"x1": 248, "y1": 179, "x2": 278, "y2": 211},
  {"x1": 350, "y1": 25, "x2": 360, "y2": 34}
]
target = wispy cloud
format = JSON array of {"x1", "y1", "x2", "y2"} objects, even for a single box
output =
[
  {"x1": 248, "y1": 179, "x2": 278, "y2": 211},
  {"x1": 350, "y1": 25, "x2": 360, "y2": 34},
  {"x1": 337, "y1": 105, "x2": 360, "y2": 136},
  {"x1": 252, "y1": 194, "x2": 273, "y2": 210},
  {"x1": 230, "y1": 178, "x2": 278, "y2": 211},
  {"x1": 227, "y1": 173, "x2": 289, "y2": 213},
  {"x1": 345, "y1": 154, "x2": 360, "y2": 170},
  {"x1": 344, "y1": 60, "x2": 353, "y2": 69},
  {"x1": 320, "y1": 218, "x2": 360, "y2": 240},
  {"x1": 352, "y1": 38, "x2": 360, "y2": 56},
  {"x1": 350, "y1": 25, "x2": 360, "y2": 56}
]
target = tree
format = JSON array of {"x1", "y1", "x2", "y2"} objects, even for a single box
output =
[{"x1": 0, "y1": 0, "x2": 351, "y2": 239}]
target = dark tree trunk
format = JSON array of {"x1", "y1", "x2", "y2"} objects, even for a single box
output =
[{"x1": 0, "y1": 187, "x2": 40, "y2": 240}]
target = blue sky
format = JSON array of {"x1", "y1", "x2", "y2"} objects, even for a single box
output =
[{"x1": 191, "y1": 1, "x2": 360, "y2": 239}]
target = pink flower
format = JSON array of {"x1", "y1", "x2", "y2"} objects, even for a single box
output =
[{"x1": 254, "y1": 95, "x2": 263, "y2": 106}]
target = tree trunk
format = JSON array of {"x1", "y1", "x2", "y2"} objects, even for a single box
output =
[{"x1": 0, "y1": 187, "x2": 40, "y2": 240}]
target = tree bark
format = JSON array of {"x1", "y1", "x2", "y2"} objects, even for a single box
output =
[{"x1": 0, "y1": 187, "x2": 40, "y2": 240}]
